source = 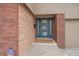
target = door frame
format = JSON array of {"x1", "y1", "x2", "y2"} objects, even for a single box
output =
[{"x1": 36, "y1": 18, "x2": 53, "y2": 38}]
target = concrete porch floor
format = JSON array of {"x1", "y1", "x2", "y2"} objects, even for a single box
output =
[{"x1": 28, "y1": 43, "x2": 79, "y2": 56}]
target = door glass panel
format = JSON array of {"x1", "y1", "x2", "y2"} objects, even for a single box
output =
[
  {"x1": 42, "y1": 32, "x2": 47, "y2": 36},
  {"x1": 42, "y1": 26, "x2": 47, "y2": 30},
  {"x1": 41, "y1": 20, "x2": 47, "y2": 23}
]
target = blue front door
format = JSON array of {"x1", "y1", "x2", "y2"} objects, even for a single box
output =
[{"x1": 36, "y1": 18, "x2": 53, "y2": 38}]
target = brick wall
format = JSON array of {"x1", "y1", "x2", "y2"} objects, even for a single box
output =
[
  {"x1": 0, "y1": 3, "x2": 34, "y2": 56},
  {"x1": 0, "y1": 4, "x2": 19, "y2": 56},
  {"x1": 19, "y1": 4, "x2": 35, "y2": 56},
  {"x1": 54, "y1": 14, "x2": 65, "y2": 48}
]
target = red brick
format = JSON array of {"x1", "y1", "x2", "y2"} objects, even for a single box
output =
[
  {"x1": 53, "y1": 14, "x2": 65, "y2": 48},
  {"x1": 0, "y1": 4, "x2": 19, "y2": 56}
]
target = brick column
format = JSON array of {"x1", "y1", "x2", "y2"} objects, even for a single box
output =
[
  {"x1": 0, "y1": 4, "x2": 19, "y2": 56},
  {"x1": 54, "y1": 14, "x2": 65, "y2": 48}
]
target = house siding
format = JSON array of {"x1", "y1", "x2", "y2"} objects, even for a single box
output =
[{"x1": 65, "y1": 20, "x2": 79, "y2": 48}]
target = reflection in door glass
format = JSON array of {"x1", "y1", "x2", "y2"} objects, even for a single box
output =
[
  {"x1": 42, "y1": 32, "x2": 47, "y2": 36},
  {"x1": 42, "y1": 26, "x2": 47, "y2": 30},
  {"x1": 41, "y1": 20, "x2": 47, "y2": 23}
]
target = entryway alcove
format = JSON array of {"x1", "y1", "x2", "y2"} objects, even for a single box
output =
[{"x1": 34, "y1": 14, "x2": 65, "y2": 48}]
